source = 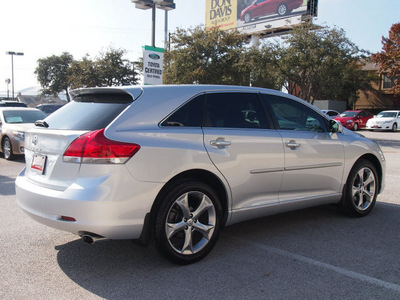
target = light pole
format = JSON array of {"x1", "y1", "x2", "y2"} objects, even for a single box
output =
[
  {"x1": 6, "y1": 51, "x2": 24, "y2": 100},
  {"x1": 131, "y1": 0, "x2": 175, "y2": 48}
]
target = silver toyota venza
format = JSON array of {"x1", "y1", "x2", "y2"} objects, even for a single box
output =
[{"x1": 16, "y1": 85, "x2": 385, "y2": 264}]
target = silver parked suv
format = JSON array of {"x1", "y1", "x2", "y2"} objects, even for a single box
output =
[{"x1": 16, "y1": 85, "x2": 385, "y2": 264}]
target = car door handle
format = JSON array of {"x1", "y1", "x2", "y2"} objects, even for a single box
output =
[
  {"x1": 285, "y1": 140, "x2": 301, "y2": 149},
  {"x1": 210, "y1": 139, "x2": 231, "y2": 148}
]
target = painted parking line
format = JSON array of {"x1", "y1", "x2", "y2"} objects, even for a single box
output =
[{"x1": 234, "y1": 237, "x2": 400, "y2": 294}]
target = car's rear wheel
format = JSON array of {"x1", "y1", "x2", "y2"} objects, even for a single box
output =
[
  {"x1": 154, "y1": 181, "x2": 222, "y2": 264},
  {"x1": 2, "y1": 137, "x2": 14, "y2": 160},
  {"x1": 342, "y1": 159, "x2": 378, "y2": 217},
  {"x1": 244, "y1": 12, "x2": 251, "y2": 23},
  {"x1": 277, "y1": 4, "x2": 288, "y2": 16},
  {"x1": 392, "y1": 123, "x2": 397, "y2": 132}
]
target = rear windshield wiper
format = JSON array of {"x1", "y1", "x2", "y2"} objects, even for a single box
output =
[{"x1": 35, "y1": 120, "x2": 49, "y2": 128}]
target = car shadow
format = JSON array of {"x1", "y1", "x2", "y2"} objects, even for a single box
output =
[
  {"x1": 0, "y1": 156, "x2": 25, "y2": 196},
  {"x1": 54, "y1": 202, "x2": 400, "y2": 299}
]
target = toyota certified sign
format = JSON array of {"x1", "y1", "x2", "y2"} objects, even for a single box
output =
[{"x1": 143, "y1": 45, "x2": 164, "y2": 85}]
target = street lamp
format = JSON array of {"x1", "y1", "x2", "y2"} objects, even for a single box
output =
[
  {"x1": 6, "y1": 51, "x2": 24, "y2": 100},
  {"x1": 131, "y1": 0, "x2": 175, "y2": 48}
]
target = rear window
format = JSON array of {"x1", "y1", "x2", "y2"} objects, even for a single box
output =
[{"x1": 44, "y1": 93, "x2": 133, "y2": 130}]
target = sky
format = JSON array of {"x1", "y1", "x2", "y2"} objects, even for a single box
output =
[{"x1": 0, "y1": 0, "x2": 399, "y2": 95}]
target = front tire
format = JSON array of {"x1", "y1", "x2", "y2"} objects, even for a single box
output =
[
  {"x1": 392, "y1": 123, "x2": 397, "y2": 132},
  {"x1": 342, "y1": 159, "x2": 378, "y2": 217},
  {"x1": 154, "y1": 181, "x2": 222, "y2": 264},
  {"x1": 2, "y1": 137, "x2": 15, "y2": 160},
  {"x1": 353, "y1": 123, "x2": 359, "y2": 131}
]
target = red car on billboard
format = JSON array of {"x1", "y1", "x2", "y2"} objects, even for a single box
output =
[
  {"x1": 334, "y1": 110, "x2": 374, "y2": 131},
  {"x1": 240, "y1": 0, "x2": 304, "y2": 23}
]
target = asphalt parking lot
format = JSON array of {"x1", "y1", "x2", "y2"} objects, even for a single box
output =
[{"x1": 1, "y1": 130, "x2": 400, "y2": 299}]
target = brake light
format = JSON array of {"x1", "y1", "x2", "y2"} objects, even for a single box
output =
[{"x1": 63, "y1": 129, "x2": 140, "y2": 164}]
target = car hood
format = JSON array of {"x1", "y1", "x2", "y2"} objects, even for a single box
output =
[
  {"x1": 335, "y1": 117, "x2": 354, "y2": 122},
  {"x1": 370, "y1": 117, "x2": 395, "y2": 121}
]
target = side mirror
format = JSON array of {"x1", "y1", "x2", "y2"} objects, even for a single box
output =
[{"x1": 329, "y1": 119, "x2": 343, "y2": 133}]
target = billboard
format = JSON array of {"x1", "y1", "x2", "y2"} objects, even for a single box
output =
[
  {"x1": 206, "y1": 0, "x2": 318, "y2": 36},
  {"x1": 143, "y1": 45, "x2": 164, "y2": 85}
]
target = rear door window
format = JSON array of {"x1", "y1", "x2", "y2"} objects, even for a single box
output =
[{"x1": 203, "y1": 93, "x2": 269, "y2": 129}]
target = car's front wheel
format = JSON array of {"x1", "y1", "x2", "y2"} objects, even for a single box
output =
[
  {"x1": 353, "y1": 123, "x2": 359, "y2": 131},
  {"x1": 392, "y1": 123, "x2": 397, "y2": 132},
  {"x1": 2, "y1": 137, "x2": 15, "y2": 160},
  {"x1": 342, "y1": 159, "x2": 378, "y2": 217},
  {"x1": 154, "y1": 181, "x2": 222, "y2": 264}
]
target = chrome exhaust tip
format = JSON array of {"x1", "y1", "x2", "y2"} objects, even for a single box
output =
[{"x1": 80, "y1": 232, "x2": 105, "y2": 244}]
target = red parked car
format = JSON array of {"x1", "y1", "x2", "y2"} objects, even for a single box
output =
[
  {"x1": 240, "y1": 0, "x2": 303, "y2": 23},
  {"x1": 335, "y1": 110, "x2": 374, "y2": 131}
]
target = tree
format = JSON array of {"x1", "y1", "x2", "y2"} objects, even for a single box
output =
[
  {"x1": 69, "y1": 48, "x2": 138, "y2": 89},
  {"x1": 164, "y1": 26, "x2": 277, "y2": 88},
  {"x1": 68, "y1": 55, "x2": 102, "y2": 90},
  {"x1": 35, "y1": 52, "x2": 74, "y2": 101},
  {"x1": 96, "y1": 48, "x2": 139, "y2": 86},
  {"x1": 267, "y1": 23, "x2": 370, "y2": 105},
  {"x1": 36, "y1": 48, "x2": 139, "y2": 100},
  {"x1": 373, "y1": 23, "x2": 400, "y2": 96}
]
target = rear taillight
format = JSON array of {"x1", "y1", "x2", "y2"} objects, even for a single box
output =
[{"x1": 63, "y1": 129, "x2": 140, "y2": 164}]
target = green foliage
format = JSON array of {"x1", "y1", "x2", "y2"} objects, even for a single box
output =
[
  {"x1": 35, "y1": 48, "x2": 139, "y2": 101},
  {"x1": 35, "y1": 52, "x2": 73, "y2": 101},
  {"x1": 266, "y1": 23, "x2": 370, "y2": 105},
  {"x1": 164, "y1": 26, "x2": 278, "y2": 88},
  {"x1": 373, "y1": 22, "x2": 400, "y2": 96}
]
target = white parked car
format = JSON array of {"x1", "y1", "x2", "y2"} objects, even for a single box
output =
[
  {"x1": 321, "y1": 109, "x2": 340, "y2": 118},
  {"x1": 366, "y1": 110, "x2": 400, "y2": 131},
  {"x1": 16, "y1": 85, "x2": 386, "y2": 264}
]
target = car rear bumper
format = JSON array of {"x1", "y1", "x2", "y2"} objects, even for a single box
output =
[{"x1": 15, "y1": 168, "x2": 162, "y2": 240}]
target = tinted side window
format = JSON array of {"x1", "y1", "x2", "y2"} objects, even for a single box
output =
[
  {"x1": 263, "y1": 95, "x2": 326, "y2": 132},
  {"x1": 161, "y1": 95, "x2": 204, "y2": 127},
  {"x1": 204, "y1": 93, "x2": 268, "y2": 129}
]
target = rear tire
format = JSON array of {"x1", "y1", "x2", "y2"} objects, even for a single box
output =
[
  {"x1": 392, "y1": 123, "x2": 397, "y2": 132},
  {"x1": 341, "y1": 159, "x2": 378, "y2": 217},
  {"x1": 277, "y1": 4, "x2": 288, "y2": 16},
  {"x1": 154, "y1": 181, "x2": 222, "y2": 264},
  {"x1": 244, "y1": 12, "x2": 251, "y2": 23}
]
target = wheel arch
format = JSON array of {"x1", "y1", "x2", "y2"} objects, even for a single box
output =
[
  {"x1": 150, "y1": 169, "x2": 230, "y2": 228},
  {"x1": 354, "y1": 154, "x2": 384, "y2": 194}
]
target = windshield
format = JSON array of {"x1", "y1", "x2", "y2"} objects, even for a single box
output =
[
  {"x1": 377, "y1": 112, "x2": 397, "y2": 118},
  {"x1": 339, "y1": 111, "x2": 358, "y2": 118},
  {"x1": 3, "y1": 110, "x2": 47, "y2": 124}
]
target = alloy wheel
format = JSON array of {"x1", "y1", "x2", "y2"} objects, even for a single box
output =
[
  {"x1": 352, "y1": 167, "x2": 376, "y2": 211},
  {"x1": 165, "y1": 191, "x2": 216, "y2": 255}
]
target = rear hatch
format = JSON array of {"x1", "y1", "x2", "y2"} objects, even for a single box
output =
[{"x1": 23, "y1": 88, "x2": 140, "y2": 191}]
